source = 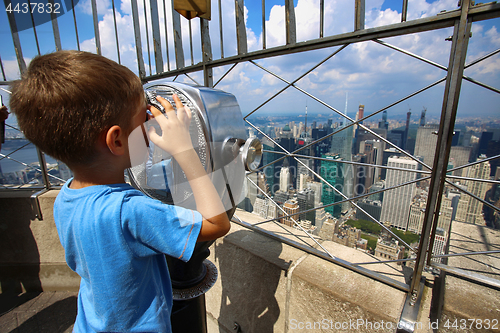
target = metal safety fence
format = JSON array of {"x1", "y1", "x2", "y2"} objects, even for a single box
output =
[{"x1": 1, "y1": 0, "x2": 500, "y2": 330}]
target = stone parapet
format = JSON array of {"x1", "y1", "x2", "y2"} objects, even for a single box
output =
[
  {"x1": 205, "y1": 223, "x2": 408, "y2": 333},
  {"x1": 0, "y1": 189, "x2": 80, "y2": 293},
  {"x1": 1, "y1": 191, "x2": 500, "y2": 332}
]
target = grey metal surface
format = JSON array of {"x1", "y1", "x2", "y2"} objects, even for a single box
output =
[
  {"x1": 143, "y1": 0, "x2": 152, "y2": 75},
  {"x1": 235, "y1": 0, "x2": 247, "y2": 54},
  {"x1": 150, "y1": 0, "x2": 163, "y2": 73},
  {"x1": 71, "y1": 0, "x2": 80, "y2": 51},
  {"x1": 0, "y1": 54, "x2": 6, "y2": 81},
  {"x1": 5, "y1": 2, "x2": 27, "y2": 74},
  {"x1": 29, "y1": 0, "x2": 41, "y2": 55},
  {"x1": 355, "y1": 0, "x2": 365, "y2": 31},
  {"x1": 319, "y1": 0, "x2": 324, "y2": 37},
  {"x1": 201, "y1": 18, "x2": 213, "y2": 87},
  {"x1": 433, "y1": 250, "x2": 500, "y2": 259},
  {"x1": 48, "y1": 0, "x2": 61, "y2": 51},
  {"x1": 431, "y1": 262, "x2": 500, "y2": 290},
  {"x1": 172, "y1": 4, "x2": 185, "y2": 69},
  {"x1": 285, "y1": 0, "x2": 296, "y2": 45},
  {"x1": 402, "y1": 0, "x2": 408, "y2": 22},
  {"x1": 131, "y1": 0, "x2": 146, "y2": 78},
  {"x1": 218, "y1": 0, "x2": 225, "y2": 57},
  {"x1": 397, "y1": 278, "x2": 426, "y2": 332},
  {"x1": 112, "y1": 0, "x2": 121, "y2": 64},
  {"x1": 91, "y1": 0, "x2": 101, "y2": 55},
  {"x1": 131, "y1": 82, "x2": 247, "y2": 213},
  {"x1": 262, "y1": 0, "x2": 267, "y2": 48},
  {"x1": 412, "y1": 0, "x2": 472, "y2": 297},
  {"x1": 163, "y1": 0, "x2": 171, "y2": 71}
]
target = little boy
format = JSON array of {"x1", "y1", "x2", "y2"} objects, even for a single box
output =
[{"x1": 10, "y1": 50, "x2": 230, "y2": 332}]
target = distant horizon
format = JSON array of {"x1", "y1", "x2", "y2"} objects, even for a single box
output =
[
  {"x1": 1, "y1": 0, "x2": 498, "y2": 120},
  {"x1": 246, "y1": 111, "x2": 499, "y2": 122}
]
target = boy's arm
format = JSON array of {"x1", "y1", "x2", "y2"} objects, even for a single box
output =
[{"x1": 147, "y1": 95, "x2": 230, "y2": 242}]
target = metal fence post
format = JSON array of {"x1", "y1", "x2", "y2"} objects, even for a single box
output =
[
  {"x1": 355, "y1": 0, "x2": 365, "y2": 31},
  {"x1": 397, "y1": 1, "x2": 472, "y2": 331},
  {"x1": 201, "y1": 18, "x2": 213, "y2": 88},
  {"x1": 91, "y1": 0, "x2": 102, "y2": 55},
  {"x1": 235, "y1": 0, "x2": 247, "y2": 54}
]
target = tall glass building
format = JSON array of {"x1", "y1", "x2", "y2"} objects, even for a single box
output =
[{"x1": 320, "y1": 153, "x2": 344, "y2": 218}]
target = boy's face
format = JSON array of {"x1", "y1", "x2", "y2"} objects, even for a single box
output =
[
  {"x1": 127, "y1": 97, "x2": 150, "y2": 168},
  {"x1": 130, "y1": 98, "x2": 149, "y2": 133}
]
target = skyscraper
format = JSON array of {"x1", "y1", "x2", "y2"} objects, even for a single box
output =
[
  {"x1": 297, "y1": 188, "x2": 316, "y2": 225},
  {"x1": 378, "y1": 110, "x2": 389, "y2": 130},
  {"x1": 454, "y1": 155, "x2": 491, "y2": 225},
  {"x1": 380, "y1": 156, "x2": 419, "y2": 231},
  {"x1": 353, "y1": 104, "x2": 365, "y2": 153},
  {"x1": 449, "y1": 146, "x2": 472, "y2": 176},
  {"x1": 257, "y1": 172, "x2": 268, "y2": 195},
  {"x1": 330, "y1": 119, "x2": 353, "y2": 213},
  {"x1": 261, "y1": 138, "x2": 278, "y2": 194},
  {"x1": 279, "y1": 165, "x2": 291, "y2": 192},
  {"x1": 404, "y1": 111, "x2": 411, "y2": 151},
  {"x1": 414, "y1": 124, "x2": 439, "y2": 169},
  {"x1": 296, "y1": 157, "x2": 314, "y2": 190},
  {"x1": 360, "y1": 139, "x2": 384, "y2": 182},
  {"x1": 320, "y1": 153, "x2": 344, "y2": 218},
  {"x1": 420, "y1": 108, "x2": 427, "y2": 126},
  {"x1": 282, "y1": 198, "x2": 299, "y2": 227},
  {"x1": 296, "y1": 118, "x2": 314, "y2": 189}
]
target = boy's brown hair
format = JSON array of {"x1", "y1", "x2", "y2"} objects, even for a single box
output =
[{"x1": 10, "y1": 50, "x2": 144, "y2": 166}]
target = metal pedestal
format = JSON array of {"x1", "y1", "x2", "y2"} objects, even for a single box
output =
[{"x1": 168, "y1": 244, "x2": 218, "y2": 333}]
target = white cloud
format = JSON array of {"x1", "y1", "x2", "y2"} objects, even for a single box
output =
[
  {"x1": 485, "y1": 26, "x2": 500, "y2": 46},
  {"x1": 1, "y1": 58, "x2": 31, "y2": 81},
  {"x1": 80, "y1": 37, "x2": 96, "y2": 53},
  {"x1": 367, "y1": 7, "x2": 400, "y2": 28},
  {"x1": 465, "y1": 25, "x2": 500, "y2": 77},
  {"x1": 261, "y1": 72, "x2": 281, "y2": 86},
  {"x1": 265, "y1": 4, "x2": 286, "y2": 48},
  {"x1": 79, "y1": 0, "x2": 112, "y2": 15},
  {"x1": 12, "y1": 0, "x2": 493, "y2": 117}
]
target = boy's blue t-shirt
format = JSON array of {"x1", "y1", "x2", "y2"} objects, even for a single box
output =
[{"x1": 54, "y1": 180, "x2": 202, "y2": 332}]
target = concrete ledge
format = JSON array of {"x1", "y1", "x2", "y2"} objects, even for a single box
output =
[
  {"x1": 206, "y1": 223, "x2": 304, "y2": 332},
  {"x1": 2, "y1": 191, "x2": 500, "y2": 333},
  {"x1": 0, "y1": 190, "x2": 80, "y2": 292},
  {"x1": 205, "y1": 223, "x2": 407, "y2": 333},
  {"x1": 439, "y1": 276, "x2": 500, "y2": 333},
  {"x1": 290, "y1": 241, "x2": 406, "y2": 332},
  {"x1": 438, "y1": 220, "x2": 500, "y2": 332}
]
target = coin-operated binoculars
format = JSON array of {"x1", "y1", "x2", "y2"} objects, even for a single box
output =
[{"x1": 127, "y1": 82, "x2": 262, "y2": 333}]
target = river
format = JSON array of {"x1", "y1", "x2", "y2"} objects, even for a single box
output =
[{"x1": 0, "y1": 139, "x2": 58, "y2": 174}]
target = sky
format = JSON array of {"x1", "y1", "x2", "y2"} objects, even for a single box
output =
[{"x1": 1, "y1": 0, "x2": 499, "y2": 129}]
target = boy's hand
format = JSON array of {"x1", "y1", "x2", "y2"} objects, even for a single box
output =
[
  {"x1": 0, "y1": 106, "x2": 8, "y2": 122},
  {"x1": 147, "y1": 94, "x2": 194, "y2": 156},
  {"x1": 147, "y1": 94, "x2": 230, "y2": 241}
]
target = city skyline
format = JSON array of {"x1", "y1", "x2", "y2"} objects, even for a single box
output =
[{"x1": 1, "y1": 0, "x2": 499, "y2": 127}]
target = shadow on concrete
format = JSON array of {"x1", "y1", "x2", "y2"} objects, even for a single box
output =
[
  {"x1": 8, "y1": 295, "x2": 77, "y2": 333},
  {"x1": 0, "y1": 195, "x2": 42, "y2": 295},
  {"x1": 0, "y1": 292, "x2": 40, "y2": 317},
  {"x1": 215, "y1": 229, "x2": 287, "y2": 333}
]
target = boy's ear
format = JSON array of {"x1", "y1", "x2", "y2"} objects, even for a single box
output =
[{"x1": 105, "y1": 125, "x2": 127, "y2": 156}]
